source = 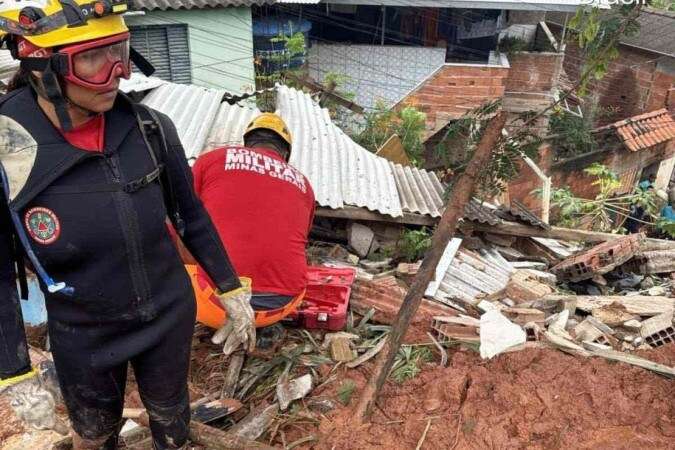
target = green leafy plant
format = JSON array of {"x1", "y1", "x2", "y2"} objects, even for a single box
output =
[
  {"x1": 353, "y1": 101, "x2": 427, "y2": 165},
  {"x1": 497, "y1": 36, "x2": 531, "y2": 54},
  {"x1": 649, "y1": 0, "x2": 675, "y2": 11},
  {"x1": 545, "y1": 163, "x2": 660, "y2": 232},
  {"x1": 568, "y1": 5, "x2": 641, "y2": 96},
  {"x1": 390, "y1": 346, "x2": 433, "y2": 383},
  {"x1": 548, "y1": 110, "x2": 597, "y2": 159},
  {"x1": 656, "y1": 217, "x2": 675, "y2": 238},
  {"x1": 436, "y1": 101, "x2": 542, "y2": 199},
  {"x1": 337, "y1": 380, "x2": 356, "y2": 405},
  {"x1": 398, "y1": 227, "x2": 432, "y2": 262}
]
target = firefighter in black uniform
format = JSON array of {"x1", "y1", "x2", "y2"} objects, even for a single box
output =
[{"x1": 0, "y1": 1, "x2": 255, "y2": 449}]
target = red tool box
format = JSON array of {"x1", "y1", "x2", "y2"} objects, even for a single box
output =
[{"x1": 284, "y1": 266, "x2": 356, "y2": 331}]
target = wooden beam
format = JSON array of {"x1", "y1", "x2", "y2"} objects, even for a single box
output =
[
  {"x1": 315, "y1": 206, "x2": 437, "y2": 226},
  {"x1": 285, "y1": 73, "x2": 364, "y2": 114},
  {"x1": 353, "y1": 112, "x2": 507, "y2": 422},
  {"x1": 467, "y1": 220, "x2": 675, "y2": 250}
]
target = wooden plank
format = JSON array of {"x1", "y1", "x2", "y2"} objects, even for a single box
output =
[
  {"x1": 468, "y1": 220, "x2": 675, "y2": 250},
  {"x1": 315, "y1": 206, "x2": 437, "y2": 226},
  {"x1": 544, "y1": 294, "x2": 675, "y2": 316},
  {"x1": 353, "y1": 112, "x2": 507, "y2": 421},
  {"x1": 375, "y1": 134, "x2": 412, "y2": 166},
  {"x1": 583, "y1": 342, "x2": 675, "y2": 379}
]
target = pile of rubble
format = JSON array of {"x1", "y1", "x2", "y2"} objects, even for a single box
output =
[{"x1": 317, "y1": 218, "x2": 675, "y2": 378}]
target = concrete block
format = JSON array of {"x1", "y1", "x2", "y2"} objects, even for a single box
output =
[
  {"x1": 503, "y1": 270, "x2": 554, "y2": 303},
  {"x1": 502, "y1": 307, "x2": 546, "y2": 327},
  {"x1": 551, "y1": 234, "x2": 644, "y2": 282},
  {"x1": 348, "y1": 223, "x2": 375, "y2": 258},
  {"x1": 640, "y1": 311, "x2": 675, "y2": 348}
]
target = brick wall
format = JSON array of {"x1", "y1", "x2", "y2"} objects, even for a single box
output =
[
  {"x1": 505, "y1": 52, "x2": 563, "y2": 93},
  {"x1": 507, "y1": 141, "x2": 675, "y2": 216},
  {"x1": 551, "y1": 23, "x2": 675, "y2": 125},
  {"x1": 398, "y1": 64, "x2": 509, "y2": 134}
]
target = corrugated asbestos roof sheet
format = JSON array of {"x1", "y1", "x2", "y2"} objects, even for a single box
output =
[
  {"x1": 277, "y1": 85, "x2": 404, "y2": 217},
  {"x1": 464, "y1": 200, "x2": 502, "y2": 225},
  {"x1": 142, "y1": 83, "x2": 225, "y2": 159},
  {"x1": 610, "y1": 109, "x2": 675, "y2": 152},
  {"x1": 204, "y1": 101, "x2": 260, "y2": 151},
  {"x1": 119, "y1": 73, "x2": 167, "y2": 93},
  {"x1": 391, "y1": 163, "x2": 445, "y2": 217},
  {"x1": 432, "y1": 246, "x2": 513, "y2": 307},
  {"x1": 131, "y1": 0, "x2": 270, "y2": 10},
  {"x1": 140, "y1": 81, "x2": 445, "y2": 217}
]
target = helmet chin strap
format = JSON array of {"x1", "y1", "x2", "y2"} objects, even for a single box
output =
[{"x1": 29, "y1": 64, "x2": 99, "y2": 132}]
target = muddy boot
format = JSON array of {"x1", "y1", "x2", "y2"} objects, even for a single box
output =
[{"x1": 72, "y1": 432, "x2": 117, "y2": 450}]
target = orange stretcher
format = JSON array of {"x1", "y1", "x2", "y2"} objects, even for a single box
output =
[{"x1": 185, "y1": 265, "x2": 304, "y2": 329}]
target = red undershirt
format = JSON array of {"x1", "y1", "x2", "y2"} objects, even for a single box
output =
[{"x1": 60, "y1": 115, "x2": 106, "y2": 152}]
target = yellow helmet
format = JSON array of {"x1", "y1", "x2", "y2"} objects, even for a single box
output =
[
  {"x1": 244, "y1": 113, "x2": 292, "y2": 148},
  {"x1": 0, "y1": 0, "x2": 128, "y2": 48}
]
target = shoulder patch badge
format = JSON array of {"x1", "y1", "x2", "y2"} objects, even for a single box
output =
[{"x1": 24, "y1": 207, "x2": 61, "y2": 245}]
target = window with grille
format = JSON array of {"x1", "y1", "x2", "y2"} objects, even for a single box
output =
[{"x1": 129, "y1": 23, "x2": 192, "y2": 84}]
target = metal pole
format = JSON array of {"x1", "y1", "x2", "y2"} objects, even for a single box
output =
[{"x1": 381, "y1": 6, "x2": 386, "y2": 46}]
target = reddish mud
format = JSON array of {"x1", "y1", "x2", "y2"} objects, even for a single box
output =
[{"x1": 310, "y1": 344, "x2": 675, "y2": 450}]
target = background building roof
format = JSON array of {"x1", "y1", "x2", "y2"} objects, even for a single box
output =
[
  {"x1": 609, "y1": 108, "x2": 675, "y2": 152},
  {"x1": 548, "y1": 7, "x2": 675, "y2": 58},
  {"x1": 131, "y1": 0, "x2": 316, "y2": 10},
  {"x1": 320, "y1": 0, "x2": 604, "y2": 13}
]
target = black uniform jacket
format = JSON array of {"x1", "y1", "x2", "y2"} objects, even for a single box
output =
[{"x1": 0, "y1": 87, "x2": 240, "y2": 378}]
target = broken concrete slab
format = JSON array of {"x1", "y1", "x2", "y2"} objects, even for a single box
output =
[
  {"x1": 479, "y1": 310, "x2": 526, "y2": 359},
  {"x1": 432, "y1": 316, "x2": 480, "y2": 344},
  {"x1": 502, "y1": 270, "x2": 554, "y2": 303},
  {"x1": 573, "y1": 316, "x2": 617, "y2": 348},
  {"x1": 511, "y1": 261, "x2": 548, "y2": 270},
  {"x1": 277, "y1": 374, "x2": 313, "y2": 411},
  {"x1": 574, "y1": 318, "x2": 604, "y2": 342},
  {"x1": 359, "y1": 258, "x2": 393, "y2": 273},
  {"x1": 551, "y1": 234, "x2": 644, "y2": 282},
  {"x1": 521, "y1": 269, "x2": 557, "y2": 287},
  {"x1": 229, "y1": 403, "x2": 278, "y2": 441},
  {"x1": 623, "y1": 319, "x2": 642, "y2": 330},
  {"x1": 544, "y1": 295, "x2": 675, "y2": 316},
  {"x1": 502, "y1": 307, "x2": 546, "y2": 327},
  {"x1": 623, "y1": 250, "x2": 675, "y2": 274},
  {"x1": 648, "y1": 286, "x2": 668, "y2": 297},
  {"x1": 581, "y1": 342, "x2": 675, "y2": 378},
  {"x1": 591, "y1": 303, "x2": 639, "y2": 327},
  {"x1": 348, "y1": 222, "x2": 375, "y2": 258}
]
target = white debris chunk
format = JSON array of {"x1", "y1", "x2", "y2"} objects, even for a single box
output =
[
  {"x1": 479, "y1": 310, "x2": 526, "y2": 359},
  {"x1": 276, "y1": 374, "x2": 313, "y2": 411}
]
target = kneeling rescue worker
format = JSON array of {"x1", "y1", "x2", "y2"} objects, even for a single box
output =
[
  {"x1": 0, "y1": 1, "x2": 256, "y2": 448},
  {"x1": 189, "y1": 113, "x2": 315, "y2": 331}
]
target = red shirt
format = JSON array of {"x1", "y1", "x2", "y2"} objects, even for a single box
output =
[
  {"x1": 193, "y1": 146, "x2": 315, "y2": 297},
  {"x1": 61, "y1": 115, "x2": 105, "y2": 152}
]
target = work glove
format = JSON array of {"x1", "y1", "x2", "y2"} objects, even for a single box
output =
[
  {"x1": 0, "y1": 369, "x2": 63, "y2": 433},
  {"x1": 212, "y1": 277, "x2": 256, "y2": 356}
]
